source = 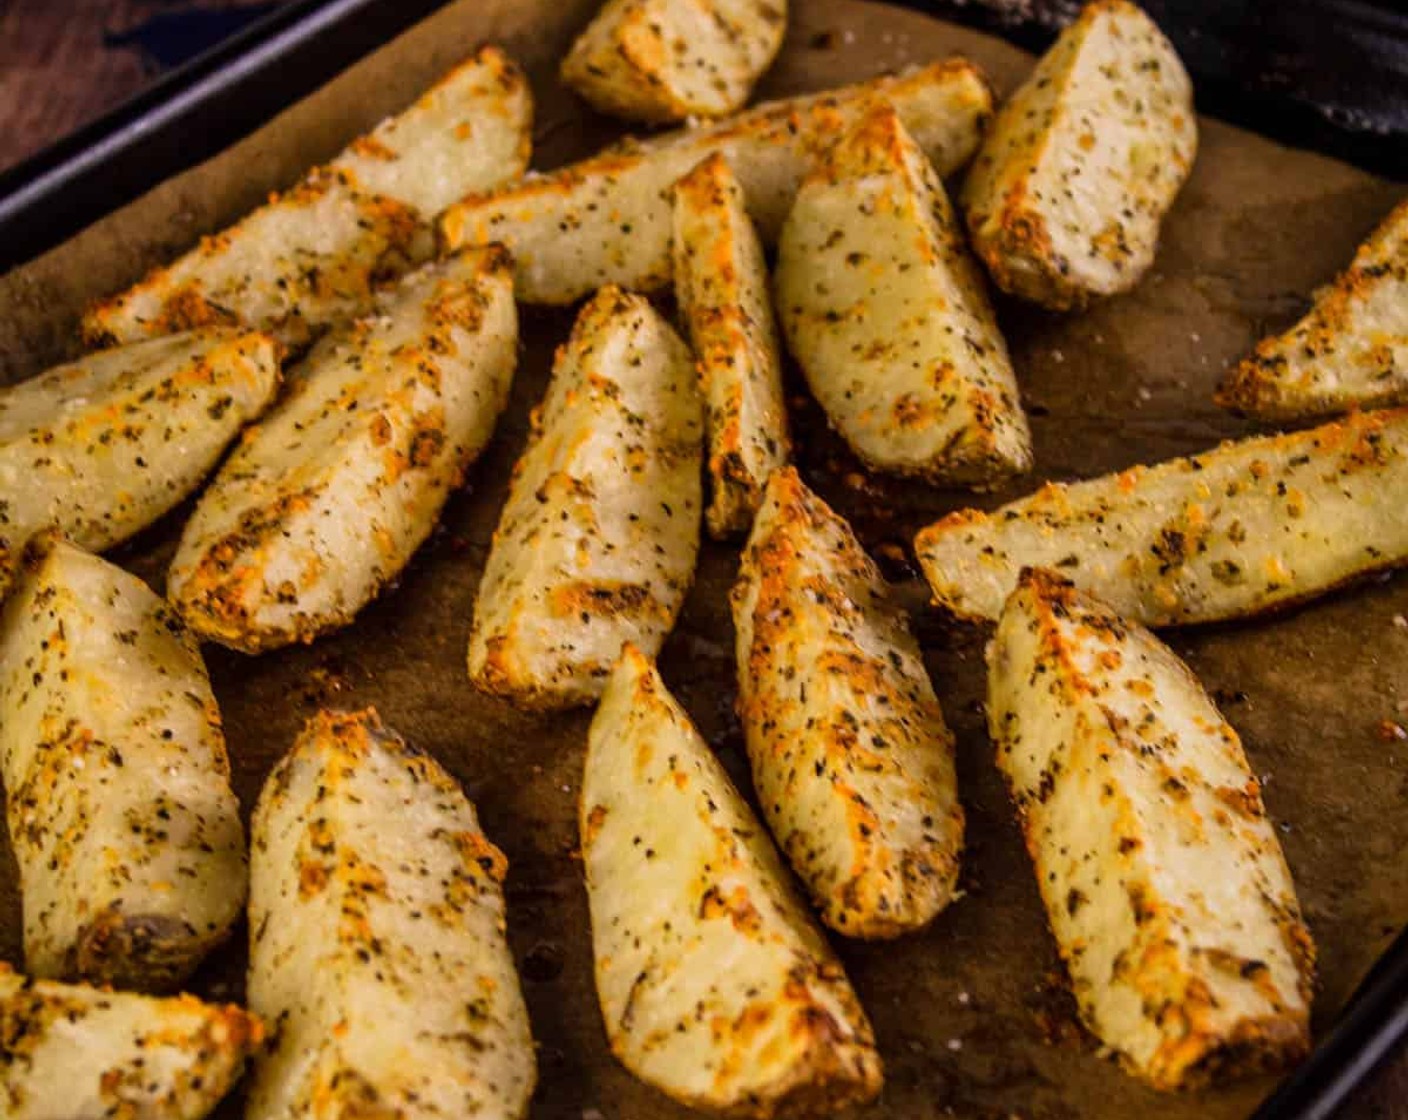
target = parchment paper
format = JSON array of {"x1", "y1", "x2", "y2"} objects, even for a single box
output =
[{"x1": 1, "y1": 2, "x2": 1405, "y2": 1118}]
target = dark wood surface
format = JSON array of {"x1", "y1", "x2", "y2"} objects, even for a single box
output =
[{"x1": 0, "y1": 2, "x2": 1404, "y2": 1117}]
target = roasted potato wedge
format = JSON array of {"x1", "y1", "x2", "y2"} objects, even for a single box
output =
[
  {"x1": 1218, "y1": 198, "x2": 1408, "y2": 420},
  {"x1": 672, "y1": 153, "x2": 789, "y2": 537},
  {"x1": 0, "y1": 540, "x2": 246, "y2": 991},
  {"x1": 168, "y1": 247, "x2": 517, "y2": 654},
  {"x1": 468, "y1": 286, "x2": 702, "y2": 709},
  {"x1": 776, "y1": 104, "x2": 1031, "y2": 483},
  {"x1": 562, "y1": 0, "x2": 786, "y2": 123},
  {"x1": 960, "y1": 0, "x2": 1196, "y2": 309},
  {"x1": 0, "y1": 964, "x2": 262, "y2": 1120},
  {"x1": 0, "y1": 328, "x2": 277, "y2": 597},
  {"x1": 988, "y1": 569, "x2": 1314, "y2": 1089},
  {"x1": 731, "y1": 469, "x2": 964, "y2": 938},
  {"x1": 440, "y1": 60, "x2": 993, "y2": 304},
  {"x1": 83, "y1": 47, "x2": 531, "y2": 352},
  {"x1": 915, "y1": 407, "x2": 1408, "y2": 625},
  {"x1": 581, "y1": 645, "x2": 883, "y2": 1115},
  {"x1": 247, "y1": 708, "x2": 536, "y2": 1120}
]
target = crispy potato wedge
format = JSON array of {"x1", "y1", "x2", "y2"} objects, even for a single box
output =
[
  {"x1": 561, "y1": 0, "x2": 786, "y2": 124},
  {"x1": 731, "y1": 469, "x2": 964, "y2": 938},
  {"x1": 672, "y1": 153, "x2": 788, "y2": 537},
  {"x1": 581, "y1": 645, "x2": 883, "y2": 1115},
  {"x1": 0, "y1": 328, "x2": 277, "y2": 597},
  {"x1": 0, "y1": 964, "x2": 262, "y2": 1120},
  {"x1": 915, "y1": 407, "x2": 1408, "y2": 625},
  {"x1": 960, "y1": 0, "x2": 1196, "y2": 309},
  {"x1": 440, "y1": 60, "x2": 993, "y2": 304},
  {"x1": 1217, "y1": 198, "x2": 1408, "y2": 420},
  {"x1": 83, "y1": 47, "x2": 531, "y2": 352},
  {"x1": 988, "y1": 569, "x2": 1314, "y2": 1089},
  {"x1": 0, "y1": 541, "x2": 246, "y2": 991},
  {"x1": 247, "y1": 708, "x2": 536, "y2": 1120},
  {"x1": 467, "y1": 287, "x2": 702, "y2": 709},
  {"x1": 168, "y1": 247, "x2": 517, "y2": 654},
  {"x1": 776, "y1": 104, "x2": 1031, "y2": 483}
]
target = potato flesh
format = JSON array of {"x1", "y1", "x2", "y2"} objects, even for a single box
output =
[
  {"x1": 169, "y1": 247, "x2": 517, "y2": 653},
  {"x1": 0, "y1": 542, "x2": 245, "y2": 991},
  {"x1": 441, "y1": 61, "x2": 993, "y2": 304},
  {"x1": 581, "y1": 645, "x2": 883, "y2": 1115},
  {"x1": 916, "y1": 407, "x2": 1408, "y2": 625},
  {"x1": 467, "y1": 287, "x2": 702, "y2": 709},
  {"x1": 987, "y1": 570, "x2": 1313, "y2": 1089},
  {"x1": 247, "y1": 708, "x2": 536, "y2": 1120}
]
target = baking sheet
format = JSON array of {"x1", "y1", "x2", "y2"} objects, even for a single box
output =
[{"x1": 1, "y1": 1, "x2": 1406, "y2": 1117}]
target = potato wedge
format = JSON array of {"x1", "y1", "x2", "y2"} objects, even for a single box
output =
[
  {"x1": 581, "y1": 645, "x2": 883, "y2": 1115},
  {"x1": 0, "y1": 328, "x2": 277, "y2": 597},
  {"x1": 0, "y1": 540, "x2": 246, "y2": 991},
  {"x1": 731, "y1": 469, "x2": 963, "y2": 938},
  {"x1": 168, "y1": 247, "x2": 517, "y2": 654},
  {"x1": 960, "y1": 0, "x2": 1196, "y2": 309},
  {"x1": 83, "y1": 47, "x2": 531, "y2": 352},
  {"x1": 0, "y1": 964, "x2": 262, "y2": 1120},
  {"x1": 987, "y1": 569, "x2": 1314, "y2": 1089},
  {"x1": 468, "y1": 286, "x2": 702, "y2": 709},
  {"x1": 776, "y1": 104, "x2": 1031, "y2": 483},
  {"x1": 672, "y1": 153, "x2": 788, "y2": 537},
  {"x1": 1217, "y1": 198, "x2": 1408, "y2": 420},
  {"x1": 562, "y1": 0, "x2": 786, "y2": 124},
  {"x1": 915, "y1": 407, "x2": 1408, "y2": 625},
  {"x1": 247, "y1": 708, "x2": 536, "y2": 1120},
  {"x1": 440, "y1": 60, "x2": 993, "y2": 304}
]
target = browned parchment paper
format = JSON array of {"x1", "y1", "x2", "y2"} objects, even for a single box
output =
[{"x1": 1, "y1": 2, "x2": 1405, "y2": 1117}]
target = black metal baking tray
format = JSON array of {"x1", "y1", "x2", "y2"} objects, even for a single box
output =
[{"x1": 0, "y1": 2, "x2": 1405, "y2": 1117}]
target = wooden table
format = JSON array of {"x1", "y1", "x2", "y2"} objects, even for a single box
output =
[{"x1": 0, "y1": 2, "x2": 1403, "y2": 1117}]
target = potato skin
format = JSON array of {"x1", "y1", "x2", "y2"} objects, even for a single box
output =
[
  {"x1": 247, "y1": 707, "x2": 536, "y2": 1120},
  {"x1": 915, "y1": 407, "x2": 1408, "y2": 625},
  {"x1": 467, "y1": 286, "x2": 702, "y2": 709},
  {"x1": 776, "y1": 104, "x2": 1031, "y2": 484},
  {"x1": 581, "y1": 645, "x2": 883, "y2": 1116},
  {"x1": 0, "y1": 964, "x2": 263, "y2": 1120},
  {"x1": 83, "y1": 47, "x2": 531, "y2": 352},
  {"x1": 562, "y1": 0, "x2": 786, "y2": 124},
  {"x1": 0, "y1": 328, "x2": 277, "y2": 597},
  {"x1": 672, "y1": 153, "x2": 789, "y2": 538},
  {"x1": 1217, "y1": 198, "x2": 1408, "y2": 420},
  {"x1": 987, "y1": 569, "x2": 1314, "y2": 1090},
  {"x1": 0, "y1": 541, "x2": 246, "y2": 991},
  {"x1": 441, "y1": 61, "x2": 993, "y2": 305},
  {"x1": 731, "y1": 469, "x2": 963, "y2": 938},
  {"x1": 960, "y1": 0, "x2": 1196, "y2": 309},
  {"x1": 169, "y1": 247, "x2": 517, "y2": 654}
]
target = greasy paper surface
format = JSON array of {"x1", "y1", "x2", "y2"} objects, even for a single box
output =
[{"x1": 1, "y1": 2, "x2": 1405, "y2": 1118}]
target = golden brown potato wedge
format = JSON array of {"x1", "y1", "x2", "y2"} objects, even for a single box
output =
[
  {"x1": 776, "y1": 104, "x2": 1031, "y2": 483},
  {"x1": 581, "y1": 645, "x2": 883, "y2": 1115},
  {"x1": 168, "y1": 247, "x2": 517, "y2": 654},
  {"x1": 0, "y1": 328, "x2": 277, "y2": 597},
  {"x1": 1217, "y1": 198, "x2": 1408, "y2": 420},
  {"x1": 468, "y1": 286, "x2": 702, "y2": 709},
  {"x1": 562, "y1": 0, "x2": 786, "y2": 123},
  {"x1": 915, "y1": 407, "x2": 1408, "y2": 625},
  {"x1": 961, "y1": 0, "x2": 1196, "y2": 309},
  {"x1": 83, "y1": 47, "x2": 531, "y2": 352},
  {"x1": 440, "y1": 60, "x2": 993, "y2": 304},
  {"x1": 732, "y1": 469, "x2": 964, "y2": 938},
  {"x1": 0, "y1": 540, "x2": 245, "y2": 991},
  {"x1": 0, "y1": 964, "x2": 262, "y2": 1120},
  {"x1": 672, "y1": 153, "x2": 788, "y2": 537},
  {"x1": 988, "y1": 569, "x2": 1314, "y2": 1089},
  {"x1": 247, "y1": 708, "x2": 536, "y2": 1120}
]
